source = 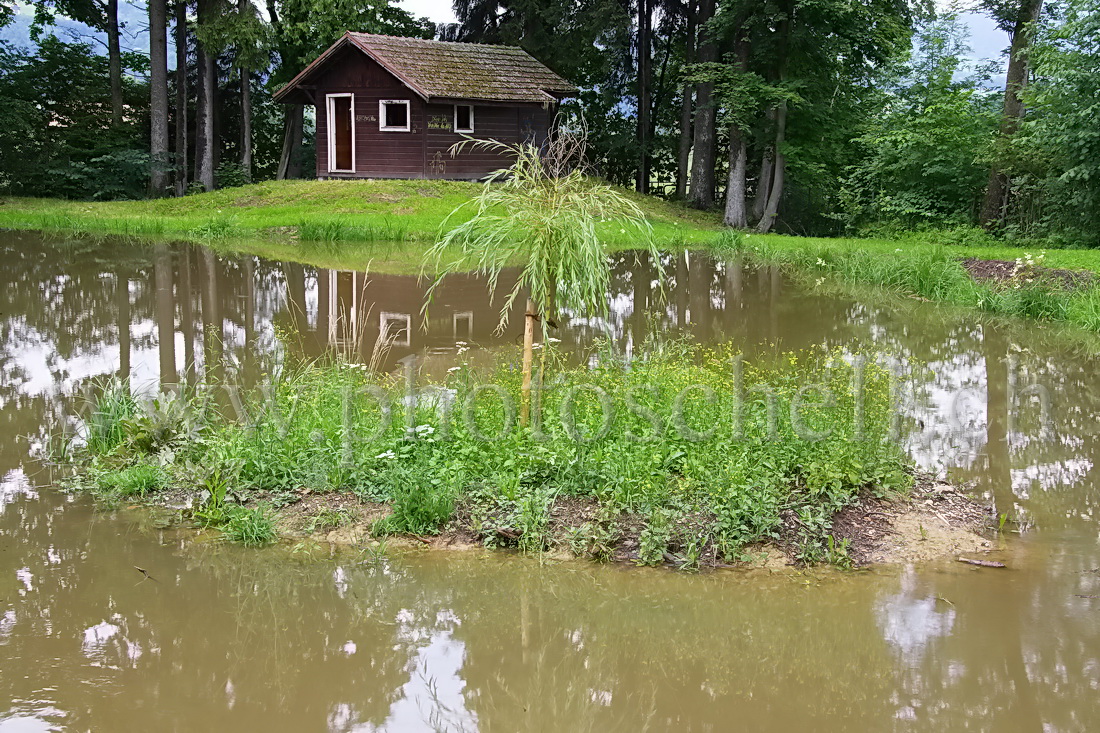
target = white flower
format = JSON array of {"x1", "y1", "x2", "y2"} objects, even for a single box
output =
[
  {"x1": 619, "y1": 228, "x2": 626, "y2": 234},
  {"x1": 816, "y1": 258, "x2": 827, "y2": 267},
  {"x1": 414, "y1": 424, "x2": 435, "y2": 436},
  {"x1": 548, "y1": 337, "x2": 561, "y2": 343},
  {"x1": 375, "y1": 450, "x2": 396, "y2": 460},
  {"x1": 447, "y1": 366, "x2": 461, "y2": 373}
]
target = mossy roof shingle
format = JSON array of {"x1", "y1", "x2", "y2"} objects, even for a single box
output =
[{"x1": 275, "y1": 32, "x2": 577, "y2": 105}]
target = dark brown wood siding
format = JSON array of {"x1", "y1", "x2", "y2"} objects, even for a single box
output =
[{"x1": 311, "y1": 50, "x2": 554, "y2": 180}]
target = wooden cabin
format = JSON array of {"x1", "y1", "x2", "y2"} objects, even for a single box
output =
[{"x1": 274, "y1": 33, "x2": 577, "y2": 180}]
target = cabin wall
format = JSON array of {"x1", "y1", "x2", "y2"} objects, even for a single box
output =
[
  {"x1": 423, "y1": 103, "x2": 550, "y2": 179},
  {"x1": 311, "y1": 50, "x2": 553, "y2": 180}
]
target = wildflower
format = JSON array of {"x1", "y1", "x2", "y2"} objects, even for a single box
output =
[
  {"x1": 414, "y1": 424, "x2": 435, "y2": 436},
  {"x1": 447, "y1": 366, "x2": 461, "y2": 373},
  {"x1": 375, "y1": 450, "x2": 396, "y2": 460},
  {"x1": 816, "y1": 258, "x2": 827, "y2": 267},
  {"x1": 548, "y1": 337, "x2": 561, "y2": 343}
]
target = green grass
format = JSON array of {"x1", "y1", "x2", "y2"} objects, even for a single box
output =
[
  {"x1": 733, "y1": 230, "x2": 1100, "y2": 276},
  {"x1": 0, "y1": 179, "x2": 718, "y2": 259},
  {"x1": 62, "y1": 339, "x2": 910, "y2": 563},
  {"x1": 717, "y1": 232, "x2": 1100, "y2": 335},
  {"x1": 223, "y1": 505, "x2": 277, "y2": 547}
]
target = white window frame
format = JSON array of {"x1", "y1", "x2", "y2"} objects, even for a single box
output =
[
  {"x1": 379, "y1": 100, "x2": 411, "y2": 132},
  {"x1": 380, "y1": 311, "x2": 412, "y2": 348},
  {"x1": 454, "y1": 104, "x2": 474, "y2": 133},
  {"x1": 325, "y1": 93, "x2": 356, "y2": 173},
  {"x1": 453, "y1": 310, "x2": 473, "y2": 339}
]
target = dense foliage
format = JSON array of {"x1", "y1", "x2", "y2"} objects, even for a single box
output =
[{"x1": 0, "y1": 0, "x2": 1097, "y2": 246}]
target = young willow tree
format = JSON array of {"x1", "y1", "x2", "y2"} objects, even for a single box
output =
[{"x1": 423, "y1": 131, "x2": 662, "y2": 425}]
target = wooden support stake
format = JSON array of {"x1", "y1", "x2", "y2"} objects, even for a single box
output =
[{"x1": 520, "y1": 298, "x2": 537, "y2": 427}]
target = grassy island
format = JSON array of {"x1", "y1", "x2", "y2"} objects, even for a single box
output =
[{"x1": 62, "y1": 342, "x2": 927, "y2": 568}]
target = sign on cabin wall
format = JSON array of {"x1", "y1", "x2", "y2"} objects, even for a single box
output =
[
  {"x1": 356, "y1": 114, "x2": 377, "y2": 123},
  {"x1": 428, "y1": 115, "x2": 450, "y2": 130}
]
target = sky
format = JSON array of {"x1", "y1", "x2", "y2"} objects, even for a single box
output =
[
  {"x1": 2, "y1": 0, "x2": 1009, "y2": 72},
  {"x1": 400, "y1": 0, "x2": 458, "y2": 24}
]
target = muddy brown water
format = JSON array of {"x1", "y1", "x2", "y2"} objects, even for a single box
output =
[{"x1": 2, "y1": 231, "x2": 1100, "y2": 731}]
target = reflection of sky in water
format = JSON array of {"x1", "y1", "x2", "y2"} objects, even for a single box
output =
[
  {"x1": 0, "y1": 471, "x2": 37, "y2": 515},
  {"x1": 80, "y1": 616, "x2": 146, "y2": 670},
  {"x1": 328, "y1": 607, "x2": 474, "y2": 732},
  {"x1": 876, "y1": 568, "x2": 956, "y2": 665}
]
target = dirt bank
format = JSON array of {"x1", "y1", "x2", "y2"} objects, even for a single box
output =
[
  {"x1": 261, "y1": 473, "x2": 996, "y2": 571},
  {"x1": 961, "y1": 257, "x2": 1096, "y2": 289}
]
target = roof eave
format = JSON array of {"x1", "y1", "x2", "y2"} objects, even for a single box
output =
[{"x1": 273, "y1": 34, "x2": 354, "y2": 104}]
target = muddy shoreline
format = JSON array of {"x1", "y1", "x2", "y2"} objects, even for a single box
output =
[{"x1": 253, "y1": 472, "x2": 997, "y2": 571}]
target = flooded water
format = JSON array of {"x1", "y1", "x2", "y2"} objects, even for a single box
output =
[{"x1": 2, "y1": 230, "x2": 1100, "y2": 731}]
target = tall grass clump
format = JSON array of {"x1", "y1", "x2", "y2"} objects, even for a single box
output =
[
  {"x1": 223, "y1": 505, "x2": 277, "y2": 547},
  {"x1": 424, "y1": 127, "x2": 665, "y2": 423},
  {"x1": 84, "y1": 379, "x2": 138, "y2": 455},
  {"x1": 298, "y1": 218, "x2": 408, "y2": 243}
]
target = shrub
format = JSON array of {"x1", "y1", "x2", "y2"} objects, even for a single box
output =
[{"x1": 223, "y1": 506, "x2": 277, "y2": 547}]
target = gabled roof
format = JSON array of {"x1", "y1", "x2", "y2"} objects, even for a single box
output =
[{"x1": 274, "y1": 32, "x2": 578, "y2": 105}]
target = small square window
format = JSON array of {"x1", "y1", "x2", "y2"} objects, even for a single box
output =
[
  {"x1": 454, "y1": 104, "x2": 474, "y2": 133},
  {"x1": 380, "y1": 311, "x2": 411, "y2": 347},
  {"x1": 380, "y1": 100, "x2": 410, "y2": 132}
]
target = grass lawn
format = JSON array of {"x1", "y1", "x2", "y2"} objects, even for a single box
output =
[
  {"x1": 5, "y1": 179, "x2": 1100, "y2": 271},
  {"x1": 0, "y1": 178, "x2": 718, "y2": 252}
]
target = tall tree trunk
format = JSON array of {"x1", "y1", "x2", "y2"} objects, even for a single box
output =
[
  {"x1": 724, "y1": 128, "x2": 748, "y2": 228},
  {"x1": 106, "y1": 0, "x2": 123, "y2": 124},
  {"x1": 675, "y1": 0, "x2": 696, "y2": 199},
  {"x1": 722, "y1": 36, "x2": 750, "y2": 228},
  {"x1": 149, "y1": 0, "x2": 170, "y2": 195},
  {"x1": 752, "y1": 151, "x2": 774, "y2": 223},
  {"x1": 754, "y1": 100, "x2": 788, "y2": 233},
  {"x1": 237, "y1": 0, "x2": 253, "y2": 181},
  {"x1": 688, "y1": 0, "x2": 717, "y2": 209},
  {"x1": 174, "y1": 0, "x2": 189, "y2": 196},
  {"x1": 277, "y1": 104, "x2": 305, "y2": 180},
  {"x1": 239, "y1": 72, "x2": 252, "y2": 180},
  {"x1": 979, "y1": 0, "x2": 1044, "y2": 228},
  {"x1": 754, "y1": 4, "x2": 792, "y2": 234},
  {"x1": 635, "y1": 0, "x2": 651, "y2": 193},
  {"x1": 194, "y1": 0, "x2": 215, "y2": 190}
]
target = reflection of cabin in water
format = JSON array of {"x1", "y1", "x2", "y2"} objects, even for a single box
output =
[
  {"x1": 274, "y1": 33, "x2": 577, "y2": 180},
  {"x1": 304, "y1": 269, "x2": 526, "y2": 368}
]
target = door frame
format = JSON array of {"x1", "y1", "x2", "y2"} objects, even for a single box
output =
[{"x1": 326, "y1": 93, "x2": 356, "y2": 173}]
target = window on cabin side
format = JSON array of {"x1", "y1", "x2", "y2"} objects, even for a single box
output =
[
  {"x1": 380, "y1": 100, "x2": 410, "y2": 132},
  {"x1": 454, "y1": 104, "x2": 474, "y2": 133}
]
